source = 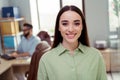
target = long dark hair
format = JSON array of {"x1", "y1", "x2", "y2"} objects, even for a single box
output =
[{"x1": 52, "y1": 5, "x2": 90, "y2": 48}]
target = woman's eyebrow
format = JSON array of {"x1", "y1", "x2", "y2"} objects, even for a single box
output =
[
  {"x1": 61, "y1": 20, "x2": 80, "y2": 23},
  {"x1": 61, "y1": 20, "x2": 68, "y2": 22},
  {"x1": 74, "y1": 20, "x2": 80, "y2": 22}
]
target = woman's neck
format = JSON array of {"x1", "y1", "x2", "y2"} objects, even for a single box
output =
[{"x1": 62, "y1": 41, "x2": 79, "y2": 54}]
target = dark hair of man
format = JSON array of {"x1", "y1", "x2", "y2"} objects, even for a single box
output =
[
  {"x1": 23, "y1": 23, "x2": 33, "y2": 29},
  {"x1": 52, "y1": 5, "x2": 90, "y2": 48}
]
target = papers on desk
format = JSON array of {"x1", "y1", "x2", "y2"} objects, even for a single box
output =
[
  {"x1": 16, "y1": 56, "x2": 29, "y2": 60},
  {"x1": 16, "y1": 56, "x2": 31, "y2": 62},
  {"x1": 12, "y1": 57, "x2": 31, "y2": 65},
  {"x1": 27, "y1": 57, "x2": 31, "y2": 62}
]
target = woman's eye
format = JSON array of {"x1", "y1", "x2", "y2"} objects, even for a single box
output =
[
  {"x1": 74, "y1": 23, "x2": 80, "y2": 26},
  {"x1": 62, "y1": 23, "x2": 68, "y2": 26}
]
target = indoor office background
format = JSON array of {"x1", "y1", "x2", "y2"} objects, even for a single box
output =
[{"x1": 0, "y1": 0, "x2": 120, "y2": 80}]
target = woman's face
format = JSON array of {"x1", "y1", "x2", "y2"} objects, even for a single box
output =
[{"x1": 59, "y1": 10, "x2": 83, "y2": 44}]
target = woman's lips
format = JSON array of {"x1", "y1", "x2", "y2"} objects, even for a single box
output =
[{"x1": 66, "y1": 33, "x2": 76, "y2": 39}]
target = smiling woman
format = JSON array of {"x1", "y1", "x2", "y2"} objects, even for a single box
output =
[{"x1": 37, "y1": 5, "x2": 107, "y2": 80}]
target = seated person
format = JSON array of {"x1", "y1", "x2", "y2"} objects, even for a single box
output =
[
  {"x1": 26, "y1": 41, "x2": 51, "y2": 80},
  {"x1": 9, "y1": 23, "x2": 41, "y2": 80},
  {"x1": 10, "y1": 23, "x2": 40, "y2": 58},
  {"x1": 37, "y1": 31, "x2": 52, "y2": 46}
]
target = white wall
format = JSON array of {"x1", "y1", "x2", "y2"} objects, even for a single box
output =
[
  {"x1": 0, "y1": 0, "x2": 10, "y2": 17},
  {"x1": 29, "y1": 0, "x2": 40, "y2": 35},
  {"x1": 0, "y1": 0, "x2": 10, "y2": 8},
  {"x1": 85, "y1": 0, "x2": 109, "y2": 46}
]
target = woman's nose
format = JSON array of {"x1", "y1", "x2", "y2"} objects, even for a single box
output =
[{"x1": 68, "y1": 25, "x2": 74, "y2": 31}]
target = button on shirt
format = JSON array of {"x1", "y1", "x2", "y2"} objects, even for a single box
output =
[
  {"x1": 17, "y1": 35, "x2": 40, "y2": 56},
  {"x1": 38, "y1": 43, "x2": 107, "y2": 80}
]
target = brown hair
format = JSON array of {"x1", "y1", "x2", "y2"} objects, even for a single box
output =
[
  {"x1": 52, "y1": 5, "x2": 90, "y2": 48},
  {"x1": 27, "y1": 41, "x2": 51, "y2": 80},
  {"x1": 37, "y1": 31, "x2": 52, "y2": 46}
]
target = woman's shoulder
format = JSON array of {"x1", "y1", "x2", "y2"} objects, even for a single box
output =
[
  {"x1": 40, "y1": 47, "x2": 58, "y2": 60},
  {"x1": 82, "y1": 44, "x2": 102, "y2": 57}
]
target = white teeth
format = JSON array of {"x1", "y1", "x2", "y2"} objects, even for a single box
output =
[
  {"x1": 66, "y1": 33, "x2": 76, "y2": 39},
  {"x1": 66, "y1": 33, "x2": 76, "y2": 35}
]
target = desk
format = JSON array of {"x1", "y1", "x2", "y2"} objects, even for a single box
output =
[
  {"x1": 100, "y1": 49, "x2": 120, "y2": 72},
  {"x1": 100, "y1": 49, "x2": 111, "y2": 72},
  {"x1": 0, "y1": 58, "x2": 30, "y2": 80}
]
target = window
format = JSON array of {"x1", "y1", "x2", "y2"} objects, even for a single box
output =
[
  {"x1": 62, "y1": 0, "x2": 83, "y2": 11},
  {"x1": 108, "y1": 0, "x2": 120, "y2": 32},
  {"x1": 37, "y1": 0, "x2": 84, "y2": 36},
  {"x1": 108, "y1": 0, "x2": 120, "y2": 49},
  {"x1": 37, "y1": 0, "x2": 60, "y2": 36}
]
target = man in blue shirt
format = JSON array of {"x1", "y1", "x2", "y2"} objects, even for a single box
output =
[
  {"x1": 10, "y1": 23, "x2": 40, "y2": 57},
  {"x1": 9, "y1": 23, "x2": 40, "y2": 80}
]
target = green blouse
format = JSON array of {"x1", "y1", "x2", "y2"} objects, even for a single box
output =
[{"x1": 38, "y1": 43, "x2": 107, "y2": 80}]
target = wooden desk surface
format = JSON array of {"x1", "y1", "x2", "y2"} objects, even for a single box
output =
[
  {"x1": 0, "y1": 59, "x2": 11, "y2": 75},
  {"x1": 99, "y1": 48, "x2": 120, "y2": 72},
  {"x1": 100, "y1": 48, "x2": 119, "y2": 53},
  {"x1": 0, "y1": 57, "x2": 31, "y2": 75},
  {"x1": 9, "y1": 58, "x2": 31, "y2": 66}
]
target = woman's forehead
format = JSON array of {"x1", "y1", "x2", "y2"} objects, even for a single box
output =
[{"x1": 60, "y1": 11, "x2": 81, "y2": 21}]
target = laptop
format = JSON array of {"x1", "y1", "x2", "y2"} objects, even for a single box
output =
[{"x1": 0, "y1": 54, "x2": 16, "y2": 60}]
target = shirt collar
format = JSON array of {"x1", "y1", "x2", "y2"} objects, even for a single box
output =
[
  {"x1": 77, "y1": 43, "x2": 86, "y2": 53},
  {"x1": 56, "y1": 43, "x2": 67, "y2": 56},
  {"x1": 56, "y1": 43, "x2": 86, "y2": 56}
]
